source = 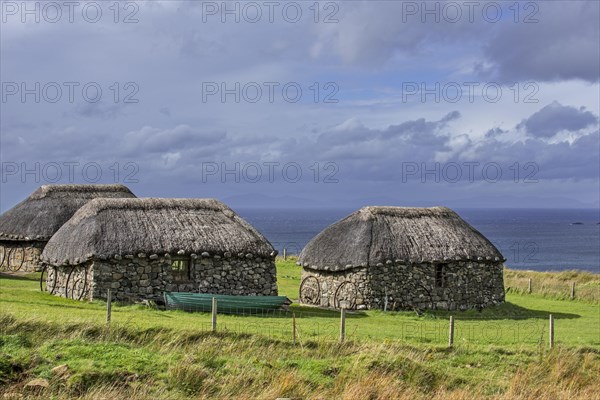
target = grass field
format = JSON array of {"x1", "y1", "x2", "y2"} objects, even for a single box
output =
[
  {"x1": 1, "y1": 260, "x2": 599, "y2": 399},
  {"x1": 504, "y1": 268, "x2": 600, "y2": 303}
]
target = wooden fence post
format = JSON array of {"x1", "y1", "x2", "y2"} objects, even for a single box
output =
[
  {"x1": 211, "y1": 297, "x2": 217, "y2": 332},
  {"x1": 283, "y1": 248, "x2": 287, "y2": 261},
  {"x1": 448, "y1": 316, "x2": 454, "y2": 347},
  {"x1": 571, "y1": 282, "x2": 575, "y2": 300},
  {"x1": 384, "y1": 287, "x2": 388, "y2": 312},
  {"x1": 106, "y1": 289, "x2": 112, "y2": 324},
  {"x1": 528, "y1": 278, "x2": 532, "y2": 294},
  {"x1": 340, "y1": 308, "x2": 346, "y2": 343},
  {"x1": 549, "y1": 314, "x2": 554, "y2": 348},
  {"x1": 292, "y1": 312, "x2": 296, "y2": 345}
]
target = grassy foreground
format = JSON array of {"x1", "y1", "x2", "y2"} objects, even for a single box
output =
[{"x1": 0, "y1": 260, "x2": 599, "y2": 399}]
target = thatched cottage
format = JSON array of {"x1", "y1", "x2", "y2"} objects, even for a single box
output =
[
  {"x1": 298, "y1": 206, "x2": 505, "y2": 311},
  {"x1": 0, "y1": 184, "x2": 135, "y2": 273},
  {"x1": 40, "y1": 198, "x2": 278, "y2": 301}
]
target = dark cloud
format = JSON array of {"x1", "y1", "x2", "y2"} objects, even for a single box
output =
[
  {"x1": 517, "y1": 101, "x2": 598, "y2": 138},
  {"x1": 72, "y1": 102, "x2": 124, "y2": 120},
  {"x1": 316, "y1": 111, "x2": 458, "y2": 149},
  {"x1": 121, "y1": 125, "x2": 227, "y2": 155},
  {"x1": 485, "y1": 127, "x2": 508, "y2": 138},
  {"x1": 312, "y1": 2, "x2": 599, "y2": 83},
  {"x1": 1, "y1": 2, "x2": 598, "y2": 210},
  {"x1": 286, "y1": 109, "x2": 599, "y2": 184},
  {"x1": 466, "y1": 131, "x2": 600, "y2": 181},
  {"x1": 480, "y1": 2, "x2": 600, "y2": 82}
]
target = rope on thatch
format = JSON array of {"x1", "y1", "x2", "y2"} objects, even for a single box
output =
[
  {"x1": 41, "y1": 198, "x2": 275, "y2": 266},
  {"x1": 298, "y1": 206, "x2": 505, "y2": 271},
  {"x1": 0, "y1": 184, "x2": 135, "y2": 241}
]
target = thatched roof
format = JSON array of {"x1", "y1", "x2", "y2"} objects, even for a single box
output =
[
  {"x1": 41, "y1": 198, "x2": 276, "y2": 266},
  {"x1": 0, "y1": 184, "x2": 136, "y2": 242},
  {"x1": 298, "y1": 206, "x2": 504, "y2": 271}
]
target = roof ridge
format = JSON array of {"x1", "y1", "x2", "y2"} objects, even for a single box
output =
[
  {"x1": 82, "y1": 197, "x2": 229, "y2": 212},
  {"x1": 33, "y1": 184, "x2": 134, "y2": 199}
]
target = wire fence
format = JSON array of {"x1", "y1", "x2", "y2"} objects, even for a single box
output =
[
  {"x1": 151, "y1": 297, "x2": 558, "y2": 347},
  {"x1": 3, "y1": 269, "x2": 590, "y2": 348},
  {"x1": 505, "y1": 276, "x2": 600, "y2": 303}
]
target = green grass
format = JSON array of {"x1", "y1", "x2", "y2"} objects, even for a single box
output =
[
  {"x1": 1, "y1": 261, "x2": 598, "y2": 346},
  {"x1": 0, "y1": 262, "x2": 599, "y2": 399}
]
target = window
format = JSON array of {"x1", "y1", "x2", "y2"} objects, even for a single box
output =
[
  {"x1": 435, "y1": 264, "x2": 447, "y2": 288},
  {"x1": 171, "y1": 258, "x2": 191, "y2": 282}
]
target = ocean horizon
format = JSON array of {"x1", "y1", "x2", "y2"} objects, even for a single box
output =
[{"x1": 236, "y1": 207, "x2": 600, "y2": 273}]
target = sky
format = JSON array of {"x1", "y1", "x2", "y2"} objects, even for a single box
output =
[{"x1": 1, "y1": 0, "x2": 599, "y2": 211}]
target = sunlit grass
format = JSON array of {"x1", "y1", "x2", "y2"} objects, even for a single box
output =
[{"x1": 0, "y1": 264, "x2": 599, "y2": 399}]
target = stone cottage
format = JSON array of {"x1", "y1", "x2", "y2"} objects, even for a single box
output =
[
  {"x1": 40, "y1": 198, "x2": 278, "y2": 301},
  {"x1": 297, "y1": 206, "x2": 505, "y2": 311},
  {"x1": 0, "y1": 184, "x2": 136, "y2": 273}
]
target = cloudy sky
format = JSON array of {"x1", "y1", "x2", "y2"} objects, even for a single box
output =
[{"x1": 1, "y1": 0, "x2": 599, "y2": 211}]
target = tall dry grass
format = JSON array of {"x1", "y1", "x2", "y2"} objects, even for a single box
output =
[
  {"x1": 3, "y1": 348, "x2": 598, "y2": 400},
  {"x1": 504, "y1": 268, "x2": 599, "y2": 304},
  {"x1": 2, "y1": 318, "x2": 598, "y2": 400}
]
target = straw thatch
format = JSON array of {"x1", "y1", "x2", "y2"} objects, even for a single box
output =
[
  {"x1": 41, "y1": 198, "x2": 275, "y2": 266},
  {"x1": 0, "y1": 184, "x2": 136, "y2": 242},
  {"x1": 298, "y1": 206, "x2": 504, "y2": 271}
]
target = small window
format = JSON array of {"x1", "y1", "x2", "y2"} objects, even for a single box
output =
[
  {"x1": 171, "y1": 259, "x2": 191, "y2": 282},
  {"x1": 435, "y1": 264, "x2": 447, "y2": 288}
]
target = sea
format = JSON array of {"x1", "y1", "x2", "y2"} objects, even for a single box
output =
[{"x1": 237, "y1": 208, "x2": 600, "y2": 273}]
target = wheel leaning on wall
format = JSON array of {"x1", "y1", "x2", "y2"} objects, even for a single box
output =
[
  {"x1": 70, "y1": 266, "x2": 90, "y2": 301},
  {"x1": 334, "y1": 281, "x2": 358, "y2": 310},
  {"x1": 3, "y1": 247, "x2": 25, "y2": 272},
  {"x1": 64, "y1": 268, "x2": 76, "y2": 299},
  {"x1": 0, "y1": 248, "x2": 16, "y2": 272},
  {"x1": 299, "y1": 276, "x2": 321, "y2": 306},
  {"x1": 8, "y1": 247, "x2": 26, "y2": 272},
  {"x1": 0, "y1": 247, "x2": 7, "y2": 271},
  {"x1": 40, "y1": 266, "x2": 58, "y2": 294}
]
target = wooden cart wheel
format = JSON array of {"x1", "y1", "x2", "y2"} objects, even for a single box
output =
[
  {"x1": 64, "y1": 268, "x2": 75, "y2": 299},
  {"x1": 0, "y1": 247, "x2": 7, "y2": 271},
  {"x1": 299, "y1": 276, "x2": 321, "y2": 305},
  {"x1": 41, "y1": 266, "x2": 58, "y2": 294},
  {"x1": 9, "y1": 247, "x2": 25, "y2": 272},
  {"x1": 334, "y1": 281, "x2": 358, "y2": 310},
  {"x1": 71, "y1": 266, "x2": 90, "y2": 301}
]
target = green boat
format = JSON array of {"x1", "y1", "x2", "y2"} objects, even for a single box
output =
[{"x1": 164, "y1": 292, "x2": 291, "y2": 314}]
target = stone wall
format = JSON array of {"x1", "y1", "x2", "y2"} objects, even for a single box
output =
[
  {"x1": 300, "y1": 261, "x2": 505, "y2": 311},
  {"x1": 300, "y1": 267, "x2": 371, "y2": 309},
  {"x1": 368, "y1": 261, "x2": 505, "y2": 310},
  {"x1": 0, "y1": 241, "x2": 45, "y2": 273},
  {"x1": 48, "y1": 253, "x2": 278, "y2": 302},
  {"x1": 46, "y1": 262, "x2": 94, "y2": 300}
]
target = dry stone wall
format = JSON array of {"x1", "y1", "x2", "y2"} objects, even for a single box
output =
[
  {"x1": 46, "y1": 262, "x2": 94, "y2": 300},
  {"x1": 300, "y1": 261, "x2": 505, "y2": 311},
  {"x1": 300, "y1": 267, "x2": 371, "y2": 309},
  {"x1": 48, "y1": 253, "x2": 278, "y2": 302},
  {"x1": 0, "y1": 241, "x2": 45, "y2": 272}
]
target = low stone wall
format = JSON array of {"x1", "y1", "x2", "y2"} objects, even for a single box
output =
[
  {"x1": 48, "y1": 253, "x2": 278, "y2": 302},
  {"x1": 0, "y1": 241, "x2": 45, "y2": 272},
  {"x1": 368, "y1": 261, "x2": 505, "y2": 310},
  {"x1": 46, "y1": 262, "x2": 94, "y2": 300},
  {"x1": 300, "y1": 261, "x2": 505, "y2": 311}
]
